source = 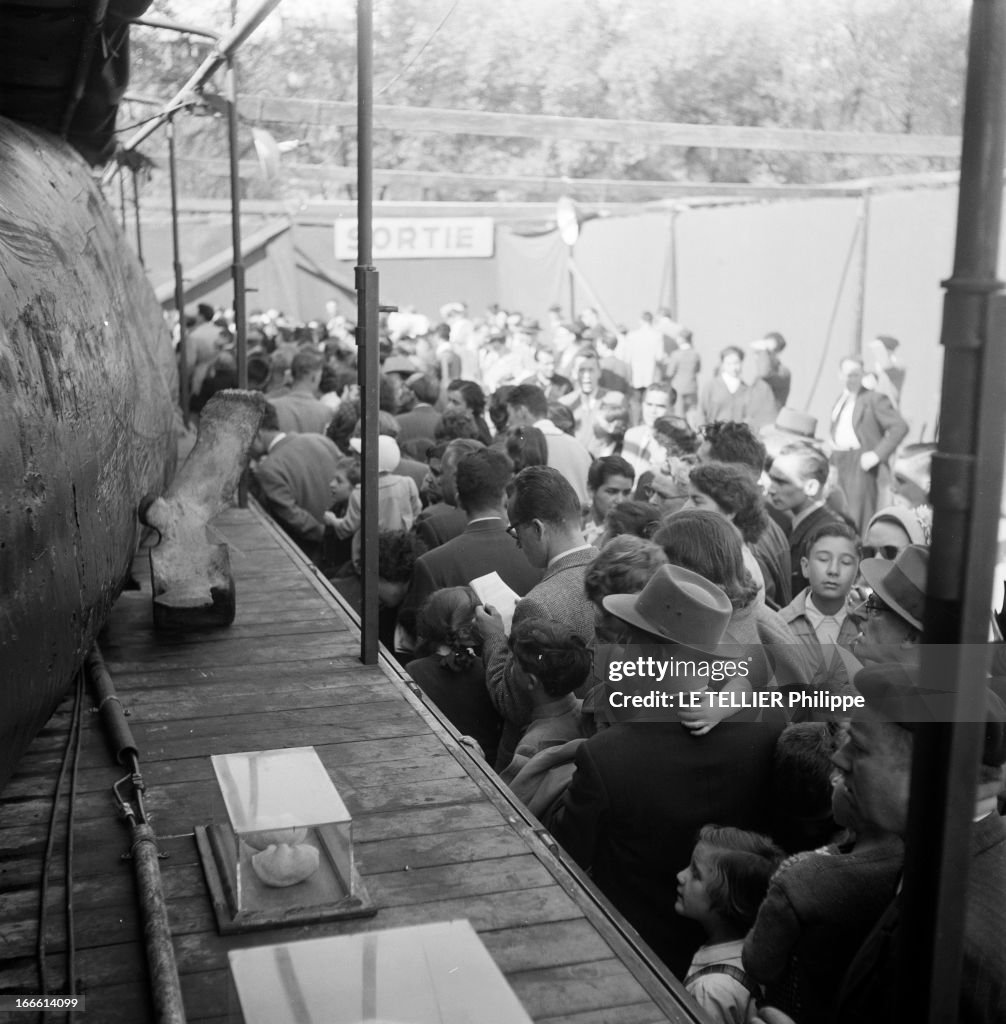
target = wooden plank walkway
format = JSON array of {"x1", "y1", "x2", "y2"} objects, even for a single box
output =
[{"x1": 0, "y1": 505, "x2": 700, "y2": 1024}]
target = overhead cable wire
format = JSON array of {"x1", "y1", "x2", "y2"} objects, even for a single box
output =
[{"x1": 374, "y1": 0, "x2": 461, "y2": 99}]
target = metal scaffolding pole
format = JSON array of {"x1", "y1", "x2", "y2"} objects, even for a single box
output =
[
  {"x1": 167, "y1": 115, "x2": 190, "y2": 425},
  {"x1": 357, "y1": 0, "x2": 380, "y2": 664},
  {"x1": 896, "y1": 2, "x2": 1006, "y2": 1022}
]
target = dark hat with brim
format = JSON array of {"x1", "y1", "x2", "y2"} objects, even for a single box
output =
[
  {"x1": 602, "y1": 564, "x2": 733, "y2": 655},
  {"x1": 859, "y1": 544, "x2": 927, "y2": 632}
]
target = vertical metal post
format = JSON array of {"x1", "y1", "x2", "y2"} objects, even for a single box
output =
[
  {"x1": 897, "y1": 2, "x2": 1006, "y2": 1022},
  {"x1": 357, "y1": 0, "x2": 380, "y2": 664},
  {"x1": 668, "y1": 205, "x2": 679, "y2": 317},
  {"x1": 168, "y1": 116, "x2": 190, "y2": 426},
  {"x1": 131, "y1": 168, "x2": 145, "y2": 266},
  {"x1": 852, "y1": 191, "x2": 872, "y2": 357},
  {"x1": 567, "y1": 246, "x2": 576, "y2": 320},
  {"x1": 226, "y1": 58, "x2": 248, "y2": 393},
  {"x1": 226, "y1": 56, "x2": 250, "y2": 509},
  {"x1": 118, "y1": 167, "x2": 128, "y2": 231}
]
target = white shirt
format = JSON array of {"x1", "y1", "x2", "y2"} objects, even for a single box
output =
[
  {"x1": 804, "y1": 593, "x2": 849, "y2": 647},
  {"x1": 721, "y1": 373, "x2": 742, "y2": 395},
  {"x1": 684, "y1": 939, "x2": 756, "y2": 1024},
  {"x1": 618, "y1": 325, "x2": 664, "y2": 388},
  {"x1": 832, "y1": 390, "x2": 860, "y2": 450}
]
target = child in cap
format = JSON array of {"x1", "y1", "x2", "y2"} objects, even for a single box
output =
[{"x1": 676, "y1": 825, "x2": 783, "y2": 1024}]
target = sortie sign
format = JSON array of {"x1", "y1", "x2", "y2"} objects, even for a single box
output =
[{"x1": 334, "y1": 217, "x2": 495, "y2": 261}]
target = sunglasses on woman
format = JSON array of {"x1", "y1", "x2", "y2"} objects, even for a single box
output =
[{"x1": 861, "y1": 544, "x2": 900, "y2": 560}]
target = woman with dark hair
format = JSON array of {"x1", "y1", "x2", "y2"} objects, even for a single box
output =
[
  {"x1": 499, "y1": 617, "x2": 592, "y2": 784},
  {"x1": 503, "y1": 424, "x2": 549, "y2": 473},
  {"x1": 446, "y1": 379, "x2": 492, "y2": 444},
  {"x1": 407, "y1": 586, "x2": 503, "y2": 764},
  {"x1": 653, "y1": 510, "x2": 811, "y2": 696},
  {"x1": 547, "y1": 400, "x2": 576, "y2": 437},
  {"x1": 598, "y1": 499, "x2": 662, "y2": 546},
  {"x1": 326, "y1": 399, "x2": 361, "y2": 455},
  {"x1": 434, "y1": 407, "x2": 485, "y2": 443},
  {"x1": 653, "y1": 415, "x2": 700, "y2": 461},
  {"x1": 489, "y1": 384, "x2": 515, "y2": 437},
  {"x1": 583, "y1": 535, "x2": 667, "y2": 643},
  {"x1": 687, "y1": 461, "x2": 769, "y2": 604}
]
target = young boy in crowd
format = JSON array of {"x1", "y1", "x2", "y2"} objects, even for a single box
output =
[
  {"x1": 778, "y1": 521, "x2": 863, "y2": 701},
  {"x1": 675, "y1": 825, "x2": 783, "y2": 1024},
  {"x1": 323, "y1": 455, "x2": 361, "y2": 574},
  {"x1": 498, "y1": 617, "x2": 591, "y2": 784}
]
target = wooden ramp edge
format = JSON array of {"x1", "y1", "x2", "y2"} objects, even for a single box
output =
[{"x1": 0, "y1": 503, "x2": 702, "y2": 1024}]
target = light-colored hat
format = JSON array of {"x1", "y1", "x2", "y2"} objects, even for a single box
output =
[
  {"x1": 602, "y1": 564, "x2": 732, "y2": 654},
  {"x1": 382, "y1": 355, "x2": 419, "y2": 376},
  {"x1": 349, "y1": 434, "x2": 401, "y2": 473},
  {"x1": 866, "y1": 506, "x2": 928, "y2": 547},
  {"x1": 859, "y1": 544, "x2": 928, "y2": 632},
  {"x1": 762, "y1": 407, "x2": 819, "y2": 439},
  {"x1": 760, "y1": 407, "x2": 822, "y2": 457}
]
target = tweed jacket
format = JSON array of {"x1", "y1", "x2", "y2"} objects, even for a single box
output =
[
  {"x1": 252, "y1": 433, "x2": 341, "y2": 546},
  {"x1": 268, "y1": 390, "x2": 333, "y2": 435}
]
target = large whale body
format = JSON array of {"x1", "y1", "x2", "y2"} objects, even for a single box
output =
[{"x1": 0, "y1": 116, "x2": 178, "y2": 789}]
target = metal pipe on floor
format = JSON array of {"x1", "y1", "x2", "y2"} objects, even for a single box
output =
[
  {"x1": 130, "y1": 822, "x2": 187, "y2": 1024},
  {"x1": 85, "y1": 645, "x2": 186, "y2": 1024}
]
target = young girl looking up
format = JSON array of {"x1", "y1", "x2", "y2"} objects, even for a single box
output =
[{"x1": 675, "y1": 825, "x2": 783, "y2": 1024}]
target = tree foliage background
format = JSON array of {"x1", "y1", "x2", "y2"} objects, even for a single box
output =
[{"x1": 125, "y1": 0, "x2": 971, "y2": 201}]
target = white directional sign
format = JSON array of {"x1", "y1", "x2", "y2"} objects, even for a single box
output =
[{"x1": 334, "y1": 217, "x2": 495, "y2": 260}]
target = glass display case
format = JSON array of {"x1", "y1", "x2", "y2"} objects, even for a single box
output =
[
  {"x1": 228, "y1": 920, "x2": 534, "y2": 1024},
  {"x1": 195, "y1": 746, "x2": 375, "y2": 933}
]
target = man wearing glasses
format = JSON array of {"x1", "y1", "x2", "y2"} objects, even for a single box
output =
[
  {"x1": 476, "y1": 466, "x2": 599, "y2": 769},
  {"x1": 852, "y1": 545, "x2": 926, "y2": 668},
  {"x1": 645, "y1": 464, "x2": 691, "y2": 517}
]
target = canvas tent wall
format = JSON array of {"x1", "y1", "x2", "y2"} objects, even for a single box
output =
[{"x1": 140, "y1": 178, "x2": 984, "y2": 442}]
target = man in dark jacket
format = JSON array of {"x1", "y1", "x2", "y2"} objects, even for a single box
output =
[{"x1": 410, "y1": 448, "x2": 541, "y2": 612}]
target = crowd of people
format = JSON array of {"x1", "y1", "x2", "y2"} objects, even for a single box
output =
[{"x1": 179, "y1": 298, "x2": 1004, "y2": 1024}]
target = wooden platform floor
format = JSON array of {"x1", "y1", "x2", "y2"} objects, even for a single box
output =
[{"x1": 0, "y1": 506, "x2": 699, "y2": 1024}]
